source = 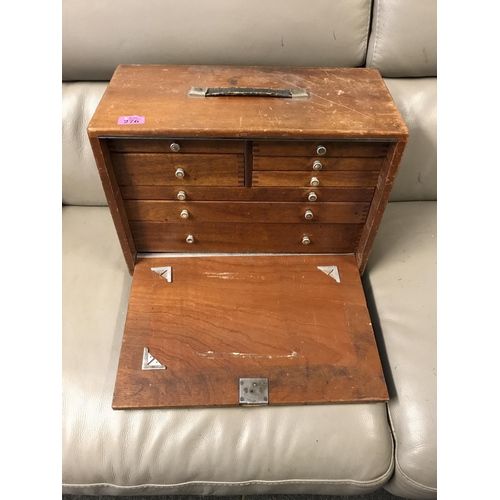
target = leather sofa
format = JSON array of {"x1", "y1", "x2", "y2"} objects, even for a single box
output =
[{"x1": 62, "y1": 0, "x2": 437, "y2": 498}]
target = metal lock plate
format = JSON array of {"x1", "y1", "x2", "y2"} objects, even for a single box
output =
[{"x1": 239, "y1": 378, "x2": 269, "y2": 405}]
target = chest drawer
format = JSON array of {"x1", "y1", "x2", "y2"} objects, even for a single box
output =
[
  {"x1": 130, "y1": 222, "x2": 363, "y2": 253},
  {"x1": 108, "y1": 138, "x2": 245, "y2": 154},
  {"x1": 111, "y1": 153, "x2": 244, "y2": 186},
  {"x1": 253, "y1": 141, "x2": 391, "y2": 158},
  {"x1": 119, "y1": 185, "x2": 375, "y2": 202},
  {"x1": 253, "y1": 156, "x2": 384, "y2": 171},
  {"x1": 124, "y1": 200, "x2": 370, "y2": 224},
  {"x1": 253, "y1": 170, "x2": 379, "y2": 187}
]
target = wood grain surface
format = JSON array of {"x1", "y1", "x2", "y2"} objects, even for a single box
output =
[
  {"x1": 119, "y1": 185, "x2": 375, "y2": 202},
  {"x1": 112, "y1": 153, "x2": 245, "y2": 186},
  {"x1": 87, "y1": 65, "x2": 409, "y2": 139},
  {"x1": 112, "y1": 255, "x2": 389, "y2": 409},
  {"x1": 253, "y1": 141, "x2": 390, "y2": 157},
  {"x1": 130, "y1": 222, "x2": 363, "y2": 253},
  {"x1": 253, "y1": 156, "x2": 385, "y2": 171},
  {"x1": 252, "y1": 170, "x2": 379, "y2": 187},
  {"x1": 123, "y1": 200, "x2": 370, "y2": 224}
]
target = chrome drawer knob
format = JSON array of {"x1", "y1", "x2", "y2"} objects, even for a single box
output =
[
  {"x1": 313, "y1": 160, "x2": 323, "y2": 171},
  {"x1": 177, "y1": 190, "x2": 186, "y2": 201},
  {"x1": 310, "y1": 177, "x2": 319, "y2": 187},
  {"x1": 180, "y1": 209, "x2": 189, "y2": 219},
  {"x1": 304, "y1": 210, "x2": 314, "y2": 220},
  {"x1": 308, "y1": 192, "x2": 318, "y2": 202},
  {"x1": 175, "y1": 168, "x2": 185, "y2": 178},
  {"x1": 316, "y1": 145, "x2": 326, "y2": 155},
  {"x1": 186, "y1": 235, "x2": 195, "y2": 244},
  {"x1": 302, "y1": 236, "x2": 311, "y2": 245},
  {"x1": 170, "y1": 142, "x2": 181, "y2": 152}
]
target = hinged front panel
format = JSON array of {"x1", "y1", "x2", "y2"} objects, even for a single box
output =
[{"x1": 112, "y1": 254, "x2": 388, "y2": 409}]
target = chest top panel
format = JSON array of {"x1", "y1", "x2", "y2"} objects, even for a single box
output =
[{"x1": 88, "y1": 65, "x2": 408, "y2": 139}]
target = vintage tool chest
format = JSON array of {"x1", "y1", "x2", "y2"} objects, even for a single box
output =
[{"x1": 87, "y1": 65, "x2": 408, "y2": 409}]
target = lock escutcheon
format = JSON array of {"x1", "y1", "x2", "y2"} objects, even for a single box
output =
[
  {"x1": 170, "y1": 142, "x2": 181, "y2": 152},
  {"x1": 304, "y1": 210, "x2": 314, "y2": 220},
  {"x1": 175, "y1": 168, "x2": 185, "y2": 178}
]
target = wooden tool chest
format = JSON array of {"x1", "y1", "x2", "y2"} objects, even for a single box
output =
[{"x1": 88, "y1": 65, "x2": 408, "y2": 409}]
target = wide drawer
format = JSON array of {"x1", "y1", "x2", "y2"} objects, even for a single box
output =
[
  {"x1": 253, "y1": 156, "x2": 384, "y2": 171},
  {"x1": 112, "y1": 153, "x2": 244, "y2": 186},
  {"x1": 124, "y1": 200, "x2": 370, "y2": 224},
  {"x1": 107, "y1": 138, "x2": 245, "y2": 154},
  {"x1": 253, "y1": 170, "x2": 379, "y2": 187},
  {"x1": 253, "y1": 141, "x2": 391, "y2": 157},
  {"x1": 120, "y1": 185, "x2": 375, "y2": 202},
  {"x1": 131, "y1": 222, "x2": 363, "y2": 253}
]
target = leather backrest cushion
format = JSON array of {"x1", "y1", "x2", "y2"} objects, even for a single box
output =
[
  {"x1": 63, "y1": 0, "x2": 372, "y2": 81},
  {"x1": 62, "y1": 83, "x2": 108, "y2": 206},
  {"x1": 385, "y1": 78, "x2": 436, "y2": 201},
  {"x1": 366, "y1": 0, "x2": 437, "y2": 77}
]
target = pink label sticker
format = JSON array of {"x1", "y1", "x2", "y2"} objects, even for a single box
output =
[{"x1": 118, "y1": 115, "x2": 145, "y2": 124}]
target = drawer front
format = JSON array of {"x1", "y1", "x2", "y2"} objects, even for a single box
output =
[
  {"x1": 120, "y1": 185, "x2": 375, "y2": 202},
  {"x1": 253, "y1": 156, "x2": 384, "y2": 171},
  {"x1": 124, "y1": 201, "x2": 370, "y2": 224},
  {"x1": 253, "y1": 171, "x2": 379, "y2": 187},
  {"x1": 112, "y1": 153, "x2": 244, "y2": 186},
  {"x1": 131, "y1": 222, "x2": 363, "y2": 253},
  {"x1": 253, "y1": 141, "x2": 391, "y2": 158},
  {"x1": 107, "y1": 139, "x2": 245, "y2": 154}
]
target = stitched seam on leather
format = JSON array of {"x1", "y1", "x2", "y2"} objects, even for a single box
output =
[
  {"x1": 370, "y1": 0, "x2": 381, "y2": 69},
  {"x1": 387, "y1": 405, "x2": 437, "y2": 493},
  {"x1": 62, "y1": 474, "x2": 393, "y2": 489}
]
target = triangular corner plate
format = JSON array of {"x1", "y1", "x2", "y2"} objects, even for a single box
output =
[
  {"x1": 317, "y1": 265, "x2": 340, "y2": 283},
  {"x1": 151, "y1": 266, "x2": 172, "y2": 282},
  {"x1": 142, "y1": 348, "x2": 166, "y2": 370}
]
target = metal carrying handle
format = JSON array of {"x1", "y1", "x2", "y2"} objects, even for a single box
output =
[{"x1": 189, "y1": 86, "x2": 309, "y2": 99}]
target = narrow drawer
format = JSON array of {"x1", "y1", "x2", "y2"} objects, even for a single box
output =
[
  {"x1": 107, "y1": 138, "x2": 245, "y2": 154},
  {"x1": 124, "y1": 201, "x2": 370, "y2": 224},
  {"x1": 253, "y1": 170, "x2": 379, "y2": 187},
  {"x1": 111, "y1": 153, "x2": 244, "y2": 186},
  {"x1": 120, "y1": 185, "x2": 375, "y2": 203},
  {"x1": 131, "y1": 222, "x2": 363, "y2": 253},
  {"x1": 253, "y1": 156, "x2": 384, "y2": 171},
  {"x1": 253, "y1": 141, "x2": 391, "y2": 158}
]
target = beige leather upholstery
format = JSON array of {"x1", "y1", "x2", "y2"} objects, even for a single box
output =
[
  {"x1": 366, "y1": 0, "x2": 437, "y2": 77},
  {"x1": 62, "y1": 206, "x2": 394, "y2": 496},
  {"x1": 364, "y1": 202, "x2": 437, "y2": 499},
  {"x1": 62, "y1": 83, "x2": 108, "y2": 205},
  {"x1": 385, "y1": 78, "x2": 437, "y2": 202},
  {"x1": 62, "y1": 0, "x2": 373, "y2": 81}
]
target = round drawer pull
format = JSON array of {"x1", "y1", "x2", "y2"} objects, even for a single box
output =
[
  {"x1": 316, "y1": 145, "x2": 326, "y2": 155},
  {"x1": 308, "y1": 191, "x2": 318, "y2": 202},
  {"x1": 302, "y1": 236, "x2": 311, "y2": 245},
  {"x1": 170, "y1": 142, "x2": 181, "y2": 152},
  {"x1": 180, "y1": 209, "x2": 189, "y2": 219},
  {"x1": 175, "y1": 168, "x2": 185, "y2": 178},
  {"x1": 310, "y1": 177, "x2": 320, "y2": 187},
  {"x1": 186, "y1": 235, "x2": 195, "y2": 244},
  {"x1": 312, "y1": 160, "x2": 323, "y2": 171},
  {"x1": 304, "y1": 210, "x2": 314, "y2": 220},
  {"x1": 177, "y1": 190, "x2": 186, "y2": 201}
]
